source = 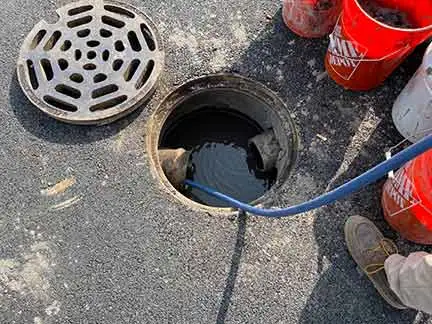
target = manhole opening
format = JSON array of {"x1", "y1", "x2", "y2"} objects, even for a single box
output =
[
  {"x1": 161, "y1": 106, "x2": 278, "y2": 207},
  {"x1": 149, "y1": 75, "x2": 298, "y2": 211}
]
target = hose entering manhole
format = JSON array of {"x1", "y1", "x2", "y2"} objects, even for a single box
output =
[
  {"x1": 184, "y1": 134, "x2": 432, "y2": 217},
  {"x1": 150, "y1": 74, "x2": 432, "y2": 216},
  {"x1": 160, "y1": 107, "x2": 280, "y2": 207},
  {"x1": 148, "y1": 74, "x2": 298, "y2": 211}
]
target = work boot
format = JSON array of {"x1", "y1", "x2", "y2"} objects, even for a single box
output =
[{"x1": 344, "y1": 215, "x2": 407, "y2": 309}]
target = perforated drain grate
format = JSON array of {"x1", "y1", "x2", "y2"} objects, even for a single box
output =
[{"x1": 17, "y1": 0, "x2": 164, "y2": 124}]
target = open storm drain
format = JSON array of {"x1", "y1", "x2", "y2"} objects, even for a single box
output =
[
  {"x1": 147, "y1": 74, "x2": 299, "y2": 211},
  {"x1": 17, "y1": 0, "x2": 163, "y2": 124}
]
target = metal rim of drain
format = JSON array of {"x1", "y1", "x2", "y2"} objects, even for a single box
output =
[
  {"x1": 147, "y1": 74, "x2": 299, "y2": 214},
  {"x1": 17, "y1": 0, "x2": 164, "y2": 125}
]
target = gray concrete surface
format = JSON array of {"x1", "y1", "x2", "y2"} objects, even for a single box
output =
[{"x1": 1, "y1": 0, "x2": 431, "y2": 323}]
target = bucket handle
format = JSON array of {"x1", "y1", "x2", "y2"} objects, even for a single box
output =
[
  {"x1": 384, "y1": 128, "x2": 432, "y2": 179},
  {"x1": 385, "y1": 126, "x2": 432, "y2": 179}
]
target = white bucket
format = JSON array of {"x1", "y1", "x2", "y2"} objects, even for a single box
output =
[{"x1": 392, "y1": 41, "x2": 432, "y2": 143}]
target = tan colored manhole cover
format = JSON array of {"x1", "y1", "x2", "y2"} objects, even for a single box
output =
[{"x1": 17, "y1": 0, "x2": 164, "y2": 125}]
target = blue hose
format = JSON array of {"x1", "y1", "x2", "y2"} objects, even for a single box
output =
[{"x1": 185, "y1": 134, "x2": 432, "y2": 217}]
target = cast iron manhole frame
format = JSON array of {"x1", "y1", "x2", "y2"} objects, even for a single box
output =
[{"x1": 147, "y1": 73, "x2": 299, "y2": 214}]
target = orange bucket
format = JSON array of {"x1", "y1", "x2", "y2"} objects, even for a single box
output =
[
  {"x1": 325, "y1": 0, "x2": 432, "y2": 90},
  {"x1": 382, "y1": 149, "x2": 432, "y2": 244},
  {"x1": 282, "y1": 0, "x2": 343, "y2": 38}
]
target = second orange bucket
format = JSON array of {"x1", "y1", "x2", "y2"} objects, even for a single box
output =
[
  {"x1": 382, "y1": 149, "x2": 432, "y2": 245},
  {"x1": 325, "y1": 0, "x2": 432, "y2": 91}
]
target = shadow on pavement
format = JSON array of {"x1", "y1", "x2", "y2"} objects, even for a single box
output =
[
  {"x1": 216, "y1": 212, "x2": 247, "y2": 324},
  {"x1": 8, "y1": 72, "x2": 144, "y2": 145},
  {"x1": 298, "y1": 263, "x2": 426, "y2": 324},
  {"x1": 309, "y1": 121, "x2": 431, "y2": 322},
  {"x1": 228, "y1": 8, "x2": 430, "y2": 324}
]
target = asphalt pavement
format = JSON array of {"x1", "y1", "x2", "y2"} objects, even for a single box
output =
[{"x1": 1, "y1": 0, "x2": 431, "y2": 323}]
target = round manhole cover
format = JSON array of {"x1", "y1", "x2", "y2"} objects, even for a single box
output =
[{"x1": 17, "y1": 0, "x2": 164, "y2": 125}]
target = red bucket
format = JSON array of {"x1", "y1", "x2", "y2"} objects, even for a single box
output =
[
  {"x1": 282, "y1": 0, "x2": 343, "y2": 38},
  {"x1": 382, "y1": 149, "x2": 432, "y2": 244},
  {"x1": 325, "y1": 0, "x2": 432, "y2": 90}
]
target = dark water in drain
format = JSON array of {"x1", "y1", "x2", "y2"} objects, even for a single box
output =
[{"x1": 161, "y1": 108, "x2": 277, "y2": 207}]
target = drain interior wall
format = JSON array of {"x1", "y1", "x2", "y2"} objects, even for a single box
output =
[{"x1": 158, "y1": 89, "x2": 292, "y2": 183}]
